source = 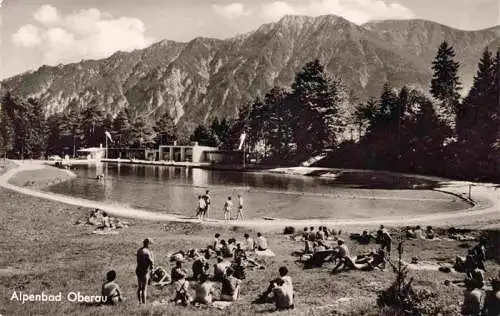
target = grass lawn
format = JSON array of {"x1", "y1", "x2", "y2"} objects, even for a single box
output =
[{"x1": 1, "y1": 164, "x2": 500, "y2": 315}]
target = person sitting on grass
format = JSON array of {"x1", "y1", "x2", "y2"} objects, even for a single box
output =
[
  {"x1": 220, "y1": 267, "x2": 241, "y2": 302},
  {"x1": 483, "y1": 278, "x2": 500, "y2": 315},
  {"x1": 414, "y1": 226, "x2": 424, "y2": 239},
  {"x1": 316, "y1": 226, "x2": 325, "y2": 241},
  {"x1": 172, "y1": 271, "x2": 192, "y2": 306},
  {"x1": 331, "y1": 239, "x2": 353, "y2": 273},
  {"x1": 101, "y1": 270, "x2": 123, "y2": 305},
  {"x1": 243, "y1": 233, "x2": 255, "y2": 251},
  {"x1": 213, "y1": 256, "x2": 230, "y2": 282},
  {"x1": 472, "y1": 237, "x2": 488, "y2": 271},
  {"x1": 256, "y1": 232, "x2": 268, "y2": 251},
  {"x1": 254, "y1": 266, "x2": 293, "y2": 304},
  {"x1": 221, "y1": 240, "x2": 233, "y2": 258},
  {"x1": 232, "y1": 256, "x2": 246, "y2": 280},
  {"x1": 171, "y1": 260, "x2": 188, "y2": 283},
  {"x1": 192, "y1": 252, "x2": 210, "y2": 281},
  {"x1": 308, "y1": 227, "x2": 316, "y2": 242},
  {"x1": 194, "y1": 274, "x2": 216, "y2": 306},
  {"x1": 425, "y1": 226, "x2": 436, "y2": 239},
  {"x1": 304, "y1": 238, "x2": 314, "y2": 254},
  {"x1": 405, "y1": 226, "x2": 417, "y2": 239},
  {"x1": 322, "y1": 226, "x2": 330, "y2": 239},
  {"x1": 214, "y1": 233, "x2": 222, "y2": 252},
  {"x1": 461, "y1": 278, "x2": 485, "y2": 315},
  {"x1": 234, "y1": 243, "x2": 246, "y2": 261},
  {"x1": 272, "y1": 278, "x2": 294, "y2": 311},
  {"x1": 302, "y1": 227, "x2": 309, "y2": 240}
]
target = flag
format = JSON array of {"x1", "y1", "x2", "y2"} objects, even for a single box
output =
[
  {"x1": 105, "y1": 131, "x2": 114, "y2": 143},
  {"x1": 238, "y1": 132, "x2": 246, "y2": 151}
]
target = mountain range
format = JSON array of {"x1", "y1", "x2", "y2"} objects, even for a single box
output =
[{"x1": 1, "y1": 15, "x2": 499, "y2": 135}]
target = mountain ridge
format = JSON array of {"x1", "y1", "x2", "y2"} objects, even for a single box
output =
[{"x1": 2, "y1": 15, "x2": 498, "y2": 135}]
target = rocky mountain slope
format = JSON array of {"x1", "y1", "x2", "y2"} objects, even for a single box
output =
[{"x1": 2, "y1": 15, "x2": 498, "y2": 134}]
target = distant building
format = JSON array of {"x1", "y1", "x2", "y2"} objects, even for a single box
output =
[
  {"x1": 77, "y1": 147, "x2": 106, "y2": 161},
  {"x1": 158, "y1": 142, "x2": 218, "y2": 163}
]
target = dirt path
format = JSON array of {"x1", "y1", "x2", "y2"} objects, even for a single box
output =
[{"x1": 1, "y1": 161, "x2": 499, "y2": 229}]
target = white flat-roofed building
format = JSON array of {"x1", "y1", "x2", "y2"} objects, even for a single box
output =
[{"x1": 158, "y1": 142, "x2": 218, "y2": 163}]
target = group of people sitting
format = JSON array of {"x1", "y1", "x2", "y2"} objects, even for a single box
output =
[
  {"x1": 118, "y1": 232, "x2": 288, "y2": 310},
  {"x1": 404, "y1": 225, "x2": 436, "y2": 240},
  {"x1": 76, "y1": 208, "x2": 128, "y2": 231},
  {"x1": 453, "y1": 237, "x2": 500, "y2": 315},
  {"x1": 295, "y1": 225, "x2": 390, "y2": 272}
]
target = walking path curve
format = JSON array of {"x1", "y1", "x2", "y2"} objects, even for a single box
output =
[{"x1": 1, "y1": 161, "x2": 499, "y2": 229}]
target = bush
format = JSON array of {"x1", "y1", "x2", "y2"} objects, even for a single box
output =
[{"x1": 283, "y1": 226, "x2": 295, "y2": 235}]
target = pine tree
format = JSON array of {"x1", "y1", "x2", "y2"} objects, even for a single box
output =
[
  {"x1": 263, "y1": 87, "x2": 294, "y2": 160},
  {"x1": 456, "y1": 48, "x2": 498, "y2": 179},
  {"x1": 26, "y1": 98, "x2": 47, "y2": 158},
  {"x1": 130, "y1": 116, "x2": 156, "y2": 148},
  {"x1": 291, "y1": 59, "x2": 343, "y2": 159},
  {"x1": 0, "y1": 93, "x2": 14, "y2": 153},
  {"x1": 190, "y1": 125, "x2": 218, "y2": 147},
  {"x1": 80, "y1": 102, "x2": 104, "y2": 148},
  {"x1": 430, "y1": 41, "x2": 462, "y2": 128},
  {"x1": 112, "y1": 109, "x2": 132, "y2": 147},
  {"x1": 154, "y1": 112, "x2": 176, "y2": 146}
]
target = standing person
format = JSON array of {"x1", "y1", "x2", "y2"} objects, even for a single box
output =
[
  {"x1": 224, "y1": 196, "x2": 233, "y2": 221},
  {"x1": 202, "y1": 190, "x2": 211, "y2": 219},
  {"x1": 377, "y1": 225, "x2": 392, "y2": 255},
  {"x1": 196, "y1": 195, "x2": 206, "y2": 221},
  {"x1": 236, "y1": 194, "x2": 244, "y2": 220},
  {"x1": 136, "y1": 238, "x2": 154, "y2": 304}
]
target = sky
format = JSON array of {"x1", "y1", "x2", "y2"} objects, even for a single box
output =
[{"x1": 1, "y1": 0, "x2": 499, "y2": 79}]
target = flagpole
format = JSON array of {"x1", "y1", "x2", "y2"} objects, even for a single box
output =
[{"x1": 243, "y1": 143, "x2": 245, "y2": 170}]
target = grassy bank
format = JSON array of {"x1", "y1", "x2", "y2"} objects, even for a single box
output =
[
  {"x1": 1, "y1": 184, "x2": 500, "y2": 316},
  {"x1": 8, "y1": 165, "x2": 76, "y2": 189}
]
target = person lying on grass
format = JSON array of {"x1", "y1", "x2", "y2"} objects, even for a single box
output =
[
  {"x1": 254, "y1": 266, "x2": 294, "y2": 305},
  {"x1": 101, "y1": 270, "x2": 123, "y2": 305},
  {"x1": 220, "y1": 267, "x2": 241, "y2": 302},
  {"x1": 151, "y1": 266, "x2": 171, "y2": 286}
]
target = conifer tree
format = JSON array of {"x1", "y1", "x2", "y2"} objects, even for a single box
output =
[
  {"x1": 430, "y1": 41, "x2": 462, "y2": 128},
  {"x1": 154, "y1": 112, "x2": 176, "y2": 146}
]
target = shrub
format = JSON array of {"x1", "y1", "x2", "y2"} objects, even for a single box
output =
[{"x1": 283, "y1": 226, "x2": 295, "y2": 235}]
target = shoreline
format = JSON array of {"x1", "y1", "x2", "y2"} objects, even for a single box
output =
[{"x1": 1, "y1": 160, "x2": 499, "y2": 229}]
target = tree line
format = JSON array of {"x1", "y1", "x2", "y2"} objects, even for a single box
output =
[{"x1": 0, "y1": 96, "x2": 177, "y2": 158}]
